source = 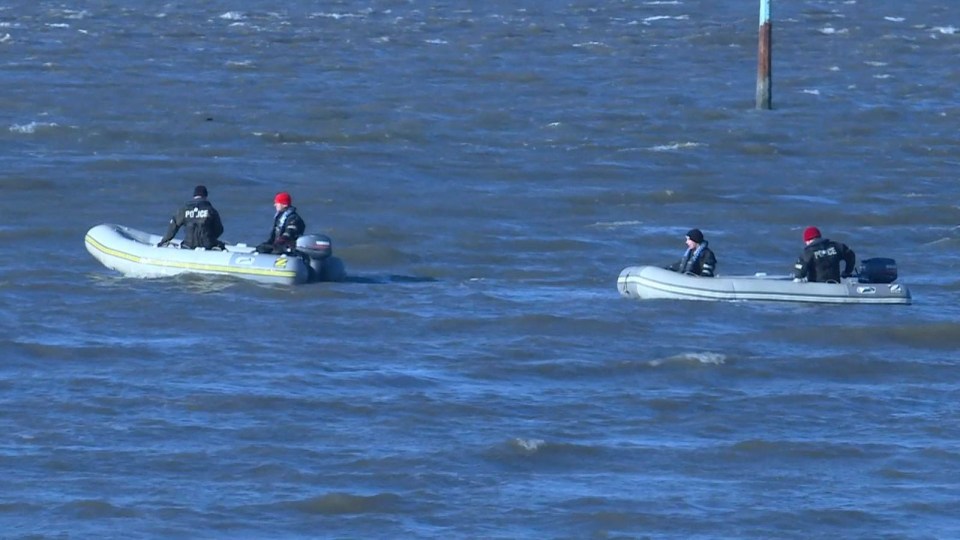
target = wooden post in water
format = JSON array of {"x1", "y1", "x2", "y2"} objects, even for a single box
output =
[{"x1": 756, "y1": 0, "x2": 772, "y2": 109}]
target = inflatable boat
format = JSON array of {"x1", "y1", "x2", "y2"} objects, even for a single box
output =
[
  {"x1": 84, "y1": 224, "x2": 346, "y2": 285},
  {"x1": 617, "y1": 260, "x2": 911, "y2": 305}
]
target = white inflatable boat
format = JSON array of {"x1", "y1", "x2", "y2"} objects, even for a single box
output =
[
  {"x1": 617, "y1": 263, "x2": 911, "y2": 305},
  {"x1": 84, "y1": 224, "x2": 345, "y2": 285}
]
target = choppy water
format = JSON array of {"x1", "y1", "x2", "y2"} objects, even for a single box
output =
[{"x1": 3, "y1": 2, "x2": 960, "y2": 538}]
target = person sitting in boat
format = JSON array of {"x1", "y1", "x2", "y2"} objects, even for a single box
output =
[
  {"x1": 157, "y1": 185, "x2": 225, "y2": 250},
  {"x1": 256, "y1": 191, "x2": 306, "y2": 254},
  {"x1": 794, "y1": 226, "x2": 856, "y2": 283},
  {"x1": 667, "y1": 228, "x2": 717, "y2": 277}
]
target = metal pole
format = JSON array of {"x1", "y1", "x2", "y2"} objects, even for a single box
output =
[{"x1": 756, "y1": 0, "x2": 772, "y2": 109}]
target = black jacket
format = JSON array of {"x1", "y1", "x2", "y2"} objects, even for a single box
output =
[
  {"x1": 262, "y1": 206, "x2": 305, "y2": 252},
  {"x1": 669, "y1": 242, "x2": 717, "y2": 277},
  {"x1": 794, "y1": 238, "x2": 856, "y2": 282},
  {"x1": 159, "y1": 197, "x2": 224, "y2": 249}
]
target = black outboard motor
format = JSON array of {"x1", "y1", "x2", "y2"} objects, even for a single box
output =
[
  {"x1": 295, "y1": 234, "x2": 333, "y2": 282},
  {"x1": 857, "y1": 257, "x2": 898, "y2": 284}
]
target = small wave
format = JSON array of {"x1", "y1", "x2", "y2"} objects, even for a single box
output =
[
  {"x1": 513, "y1": 438, "x2": 546, "y2": 453},
  {"x1": 59, "y1": 499, "x2": 139, "y2": 519},
  {"x1": 648, "y1": 352, "x2": 726, "y2": 367},
  {"x1": 648, "y1": 142, "x2": 703, "y2": 152},
  {"x1": 311, "y1": 11, "x2": 368, "y2": 20},
  {"x1": 9, "y1": 121, "x2": 59, "y2": 134},
  {"x1": 590, "y1": 220, "x2": 642, "y2": 229},
  {"x1": 52, "y1": 9, "x2": 89, "y2": 20},
  {"x1": 818, "y1": 27, "x2": 849, "y2": 35},
  {"x1": 0, "y1": 33, "x2": 10, "y2": 43},
  {"x1": 220, "y1": 11, "x2": 245, "y2": 21},
  {"x1": 884, "y1": 17, "x2": 906, "y2": 23},
  {"x1": 801, "y1": 89, "x2": 821, "y2": 95},
  {"x1": 642, "y1": 15, "x2": 690, "y2": 25},
  {"x1": 286, "y1": 492, "x2": 403, "y2": 515},
  {"x1": 424, "y1": 38, "x2": 448, "y2": 45},
  {"x1": 931, "y1": 26, "x2": 957, "y2": 35},
  {"x1": 573, "y1": 41, "x2": 610, "y2": 49}
]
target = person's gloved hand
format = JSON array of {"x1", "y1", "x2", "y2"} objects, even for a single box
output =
[{"x1": 156, "y1": 241, "x2": 166, "y2": 248}]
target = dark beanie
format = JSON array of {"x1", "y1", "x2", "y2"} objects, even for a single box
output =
[
  {"x1": 193, "y1": 185, "x2": 208, "y2": 198},
  {"x1": 686, "y1": 228, "x2": 705, "y2": 243}
]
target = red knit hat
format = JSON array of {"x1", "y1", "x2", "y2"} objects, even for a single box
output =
[
  {"x1": 803, "y1": 226, "x2": 821, "y2": 242},
  {"x1": 274, "y1": 192, "x2": 292, "y2": 206}
]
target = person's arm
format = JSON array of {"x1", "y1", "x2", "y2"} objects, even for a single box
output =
[
  {"x1": 282, "y1": 215, "x2": 305, "y2": 241},
  {"x1": 841, "y1": 245, "x2": 856, "y2": 278},
  {"x1": 277, "y1": 214, "x2": 305, "y2": 247},
  {"x1": 211, "y1": 208, "x2": 224, "y2": 240},
  {"x1": 158, "y1": 209, "x2": 184, "y2": 246},
  {"x1": 794, "y1": 253, "x2": 810, "y2": 280},
  {"x1": 700, "y1": 250, "x2": 717, "y2": 277}
]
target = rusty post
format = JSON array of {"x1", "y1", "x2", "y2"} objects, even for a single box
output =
[{"x1": 756, "y1": 0, "x2": 772, "y2": 109}]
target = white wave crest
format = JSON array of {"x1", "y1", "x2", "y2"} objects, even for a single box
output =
[
  {"x1": 58, "y1": 9, "x2": 89, "y2": 20},
  {"x1": 573, "y1": 41, "x2": 610, "y2": 49},
  {"x1": 311, "y1": 12, "x2": 366, "y2": 20},
  {"x1": 513, "y1": 438, "x2": 545, "y2": 452},
  {"x1": 643, "y1": 15, "x2": 689, "y2": 25},
  {"x1": 9, "y1": 121, "x2": 59, "y2": 134},
  {"x1": 649, "y1": 352, "x2": 727, "y2": 367},
  {"x1": 649, "y1": 142, "x2": 703, "y2": 152},
  {"x1": 818, "y1": 27, "x2": 848, "y2": 35},
  {"x1": 590, "y1": 220, "x2": 642, "y2": 229}
]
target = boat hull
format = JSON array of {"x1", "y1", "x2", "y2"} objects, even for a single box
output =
[
  {"x1": 617, "y1": 266, "x2": 911, "y2": 305},
  {"x1": 85, "y1": 224, "x2": 314, "y2": 285}
]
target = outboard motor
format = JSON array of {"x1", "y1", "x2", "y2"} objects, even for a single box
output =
[
  {"x1": 295, "y1": 234, "x2": 333, "y2": 281},
  {"x1": 857, "y1": 257, "x2": 898, "y2": 284}
]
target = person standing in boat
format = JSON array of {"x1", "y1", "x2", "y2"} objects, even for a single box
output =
[
  {"x1": 794, "y1": 226, "x2": 856, "y2": 283},
  {"x1": 667, "y1": 228, "x2": 717, "y2": 277},
  {"x1": 157, "y1": 185, "x2": 225, "y2": 249},
  {"x1": 256, "y1": 191, "x2": 306, "y2": 254}
]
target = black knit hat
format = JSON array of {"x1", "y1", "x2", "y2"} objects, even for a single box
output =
[
  {"x1": 193, "y1": 185, "x2": 208, "y2": 197},
  {"x1": 686, "y1": 228, "x2": 705, "y2": 243}
]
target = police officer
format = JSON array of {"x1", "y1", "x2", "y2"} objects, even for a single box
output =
[
  {"x1": 668, "y1": 228, "x2": 717, "y2": 277},
  {"x1": 794, "y1": 226, "x2": 856, "y2": 282},
  {"x1": 256, "y1": 191, "x2": 306, "y2": 254},
  {"x1": 157, "y1": 185, "x2": 225, "y2": 249}
]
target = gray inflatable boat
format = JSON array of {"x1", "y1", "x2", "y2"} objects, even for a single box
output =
[
  {"x1": 617, "y1": 262, "x2": 911, "y2": 305},
  {"x1": 85, "y1": 223, "x2": 346, "y2": 285}
]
